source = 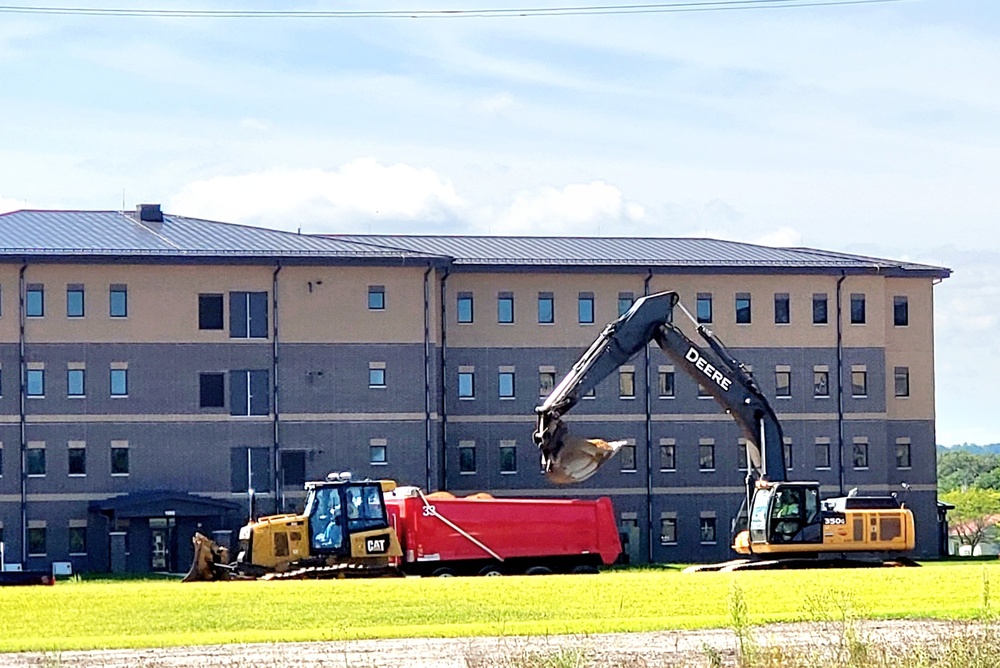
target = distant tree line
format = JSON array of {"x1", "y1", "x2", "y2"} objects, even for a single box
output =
[{"x1": 938, "y1": 445, "x2": 1000, "y2": 551}]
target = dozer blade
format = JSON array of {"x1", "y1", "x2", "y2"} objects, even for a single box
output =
[
  {"x1": 182, "y1": 532, "x2": 231, "y2": 582},
  {"x1": 543, "y1": 435, "x2": 626, "y2": 484}
]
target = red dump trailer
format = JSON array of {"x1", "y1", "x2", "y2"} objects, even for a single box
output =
[{"x1": 383, "y1": 487, "x2": 621, "y2": 576}]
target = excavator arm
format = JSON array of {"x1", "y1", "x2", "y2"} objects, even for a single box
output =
[{"x1": 533, "y1": 291, "x2": 786, "y2": 488}]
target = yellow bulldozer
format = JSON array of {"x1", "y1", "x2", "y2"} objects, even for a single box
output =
[{"x1": 184, "y1": 473, "x2": 402, "y2": 581}]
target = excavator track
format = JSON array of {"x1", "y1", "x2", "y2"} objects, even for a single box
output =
[{"x1": 684, "y1": 556, "x2": 920, "y2": 572}]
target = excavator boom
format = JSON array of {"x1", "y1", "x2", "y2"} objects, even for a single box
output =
[{"x1": 533, "y1": 291, "x2": 785, "y2": 488}]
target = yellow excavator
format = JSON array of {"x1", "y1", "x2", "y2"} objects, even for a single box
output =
[
  {"x1": 184, "y1": 473, "x2": 402, "y2": 581},
  {"x1": 532, "y1": 291, "x2": 916, "y2": 570}
]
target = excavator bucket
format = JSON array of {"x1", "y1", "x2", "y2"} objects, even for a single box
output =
[
  {"x1": 182, "y1": 532, "x2": 231, "y2": 582},
  {"x1": 543, "y1": 435, "x2": 626, "y2": 485}
]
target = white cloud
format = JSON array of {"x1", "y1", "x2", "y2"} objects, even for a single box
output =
[
  {"x1": 169, "y1": 158, "x2": 463, "y2": 234},
  {"x1": 473, "y1": 92, "x2": 515, "y2": 116},
  {"x1": 239, "y1": 118, "x2": 270, "y2": 132},
  {"x1": 753, "y1": 227, "x2": 803, "y2": 248},
  {"x1": 493, "y1": 181, "x2": 644, "y2": 236},
  {"x1": 0, "y1": 196, "x2": 30, "y2": 214}
]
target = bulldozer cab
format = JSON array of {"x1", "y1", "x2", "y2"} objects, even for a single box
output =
[
  {"x1": 306, "y1": 480, "x2": 391, "y2": 555},
  {"x1": 748, "y1": 482, "x2": 823, "y2": 546}
]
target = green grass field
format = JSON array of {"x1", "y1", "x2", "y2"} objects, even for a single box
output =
[{"x1": 1, "y1": 564, "x2": 998, "y2": 653}]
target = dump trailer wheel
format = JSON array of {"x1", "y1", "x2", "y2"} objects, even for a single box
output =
[
  {"x1": 478, "y1": 566, "x2": 504, "y2": 577},
  {"x1": 524, "y1": 566, "x2": 553, "y2": 576},
  {"x1": 431, "y1": 567, "x2": 457, "y2": 577},
  {"x1": 570, "y1": 564, "x2": 600, "y2": 575}
]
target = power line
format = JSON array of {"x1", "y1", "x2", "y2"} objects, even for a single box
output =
[{"x1": 0, "y1": 0, "x2": 910, "y2": 19}]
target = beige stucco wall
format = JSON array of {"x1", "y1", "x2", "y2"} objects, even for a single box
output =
[{"x1": 0, "y1": 262, "x2": 436, "y2": 345}]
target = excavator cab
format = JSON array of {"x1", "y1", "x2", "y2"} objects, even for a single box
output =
[{"x1": 745, "y1": 482, "x2": 824, "y2": 549}]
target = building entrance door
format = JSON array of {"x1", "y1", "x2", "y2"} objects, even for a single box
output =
[{"x1": 149, "y1": 517, "x2": 176, "y2": 571}]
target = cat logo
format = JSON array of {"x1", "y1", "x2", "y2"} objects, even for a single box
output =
[{"x1": 366, "y1": 536, "x2": 389, "y2": 554}]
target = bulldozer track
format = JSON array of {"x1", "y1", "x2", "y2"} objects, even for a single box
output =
[{"x1": 261, "y1": 563, "x2": 399, "y2": 580}]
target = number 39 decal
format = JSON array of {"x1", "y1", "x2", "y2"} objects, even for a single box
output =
[{"x1": 422, "y1": 505, "x2": 436, "y2": 517}]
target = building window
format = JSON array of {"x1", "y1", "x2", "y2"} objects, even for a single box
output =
[
  {"x1": 280, "y1": 450, "x2": 307, "y2": 488},
  {"x1": 660, "y1": 516, "x2": 677, "y2": 545},
  {"x1": 68, "y1": 443, "x2": 87, "y2": 476},
  {"x1": 538, "y1": 293, "x2": 554, "y2": 324},
  {"x1": 815, "y1": 440, "x2": 831, "y2": 469},
  {"x1": 620, "y1": 443, "x2": 637, "y2": 472},
  {"x1": 111, "y1": 442, "x2": 130, "y2": 476},
  {"x1": 737, "y1": 440, "x2": 748, "y2": 471},
  {"x1": 774, "y1": 293, "x2": 790, "y2": 324},
  {"x1": 27, "y1": 526, "x2": 46, "y2": 556},
  {"x1": 497, "y1": 293, "x2": 514, "y2": 324},
  {"x1": 230, "y1": 369, "x2": 269, "y2": 415},
  {"x1": 658, "y1": 369, "x2": 675, "y2": 398},
  {"x1": 539, "y1": 370, "x2": 555, "y2": 397},
  {"x1": 230, "y1": 291, "x2": 268, "y2": 339},
  {"x1": 578, "y1": 293, "x2": 594, "y2": 324},
  {"x1": 894, "y1": 367, "x2": 910, "y2": 398},
  {"x1": 699, "y1": 442, "x2": 716, "y2": 470},
  {"x1": 457, "y1": 292, "x2": 474, "y2": 324},
  {"x1": 850, "y1": 293, "x2": 866, "y2": 324},
  {"x1": 109, "y1": 285, "x2": 128, "y2": 318},
  {"x1": 812, "y1": 293, "x2": 828, "y2": 325},
  {"x1": 27, "y1": 446, "x2": 45, "y2": 476},
  {"x1": 853, "y1": 441, "x2": 869, "y2": 469},
  {"x1": 368, "y1": 285, "x2": 385, "y2": 310},
  {"x1": 696, "y1": 293, "x2": 713, "y2": 324},
  {"x1": 774, "y1": 367, "x2": 791, "y2": 397},
  {"x1": 459, "y1": 442, "x2": 476, "y2": 474},
  {"x1": 67, "y1": 368, "x2": 85, "y2": 397},
  {"x1": 458, "y1": 370, "x2": 475, "y2": 399},
  {"x1": 229, "y1": 447, "x2": 270, "y2": 492},
  {"x1": 369, "y1": 363, "x2": 386, "y2": 388},
  {"x1": 660, "y1": 441, "x2": 676, "y2": 471},
  {"x1": 499, "y1": 442, "x2": 517, "y2": 473},
  {"x1": 66, "y1": 286, "x2": 85, "y2": 318},
  {"x1": 26, "y1": 368, "x2": 45, "y2": 397},
  {"x1": 814, "y1": 369, "x2": 830, "y2": 398},
  {"x1": 700, "y1": 516, "x2": 717, "y2": 544},
  {"x1": 618, "y1": 292, "x2": 634, "y2": 317},
  {"x1": 896, "y1": 440, "x2": 912, "y2": 469},
  {"x1": 783, "y1": 439, "x2": 793, "y2": 470},
  {"x1": 199, "y1": 294, "x2": 224, "y2": 330},
  {"x1": 199, "y1": 373, "x2": 225, "y2": 408},
  {"x1": 851, "y1": 367, "x2": 868, "y2": 397},
  {"x1": 68, "y1": 524, "x2": 87, "y2": 555},
  {"x1": 498, "y1": 370, "x2": 515, "y2": 399},
  {"x1": 370, "y1": 440, "x2": 387, "y2": 465},
  {"x1": 110, "y1": 367, "x2": 128, "y2": 397},
  {"x1": 619, "y1": 370, "x2": 635, "y2": 398},
  {"x1": 26, "y1": 285, "x2": 44, "y2": 317},
  {"x1": 894, "y1": 296, "x2": 909, "y2": 327},
  {"x1": 698, "y1": 382, "x2": 712, "y2": 398},
  {"x1": 735, "y1": 293, "x2": 751, "y2": 324}
]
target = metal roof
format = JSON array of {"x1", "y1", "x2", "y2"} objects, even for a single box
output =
[
  {"x1": 332, "y1": 234, "x2": 951, "y2": 277},
  {"x1": 0, "y1": 210, "x2": 950, "y2": 278},
  {"x1": 0, "y1": 210, "x2": 443, "y2": 261}
]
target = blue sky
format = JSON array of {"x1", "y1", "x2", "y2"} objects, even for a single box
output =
[{"x1": 0, "y1": 0, "x2": 997, "y2": 444}]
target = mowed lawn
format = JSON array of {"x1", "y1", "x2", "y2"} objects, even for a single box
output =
[{"x1": 1, "y1": 564, "x2": 998, "y2": 652}]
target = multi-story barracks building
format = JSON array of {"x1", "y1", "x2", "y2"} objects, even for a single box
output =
[{"x1": 0, "y1": 206, "x2": 949, "y2": 573}]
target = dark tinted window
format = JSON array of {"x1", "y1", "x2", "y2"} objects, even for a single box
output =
[
  {"x1": 200, "y1": 373, "x2": 225, "y2": 408},
  {"x1": 199, "y1": 294, "x2": 224, "y2": 330}
]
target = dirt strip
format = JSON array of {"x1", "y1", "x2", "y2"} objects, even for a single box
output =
[{"x1": 0, "y1": 620, "x2": 964, "y2": 668}]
